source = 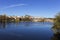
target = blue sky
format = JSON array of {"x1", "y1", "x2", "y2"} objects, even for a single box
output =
[{"x1": 0, "y1": 0, "x2": 60, "y2": 18}]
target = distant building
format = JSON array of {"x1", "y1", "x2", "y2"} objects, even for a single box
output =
[{"x1": 0, "y1": 14, "x2": 54, "y2": 22}]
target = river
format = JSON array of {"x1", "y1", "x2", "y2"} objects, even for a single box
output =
[{"x1": 0, "y1": 22, "x2": 57, "y2": 40}]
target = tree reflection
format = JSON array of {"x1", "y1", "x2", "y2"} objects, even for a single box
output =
[
  {"x1": 24, "y1": 22, "x2": 31, "y2": 27},
  {"x1": 51, "y1": 32, "x2": 60, "y2": 40},
  {"x1": 0, "y1": 22, "x2": 6, "y2": 28},
  {"x1": 51, "y1": 27, "x2": 60, "y2": 40}
]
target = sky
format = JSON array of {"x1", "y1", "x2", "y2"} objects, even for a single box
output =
[{"x1": 0, "y1": 0, "x2": 60, "y2": 18}]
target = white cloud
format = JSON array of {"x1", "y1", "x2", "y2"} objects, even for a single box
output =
[{"x1": 3, "y1": 4, "x2": 26, "y2": 9}]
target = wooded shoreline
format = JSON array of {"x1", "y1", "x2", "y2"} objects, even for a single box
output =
[{"x1": 0, "y1": 14, "x2": 54, "y2": 23}]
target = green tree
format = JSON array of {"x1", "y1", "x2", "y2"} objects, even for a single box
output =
[
  {"x1": 0, "y1": 14, "x2": 12, "y2": 23},
  {"x1": 0, "y1": 14, "x2": 7, "y2": 23},
  {"x1": 53, "y1": 12, "x2": 60, "y2": 29},
  {"x1": 23, "y1": 15, "x2": 33, "y2": 22}
]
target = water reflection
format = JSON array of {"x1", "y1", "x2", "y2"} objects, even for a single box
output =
[
  {"x1": 51, "y1": 27, "x2": 60, "y2": 40},
  {"x1": 24, "y1": 22, "x2": 32, "y2": 27},
  {"x1": 51, "y1": 32, "x2": 60, "y2": 40},
  {"x1": 0, "y1": 22, "x2": 6, "y2": 28},
  {"x1": 0, "y1": 22, "x2": 59, "y2": 40}
]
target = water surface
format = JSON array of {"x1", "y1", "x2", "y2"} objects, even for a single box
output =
[{"x1": 0, "y1": 22, "x2": 54, "y2": 40}]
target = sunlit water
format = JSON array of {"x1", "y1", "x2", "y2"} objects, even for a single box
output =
[{"x1": 0, "y1": 22, "x2": 54, "y2": 40}]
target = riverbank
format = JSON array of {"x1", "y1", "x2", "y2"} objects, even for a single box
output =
[{"x1": 0, "y1": 14, "x2": 54, "y2": 23}]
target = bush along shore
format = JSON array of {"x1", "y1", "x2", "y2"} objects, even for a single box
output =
[{"x1": 52, "y1": 12, "x2": 60, "y2": 33}]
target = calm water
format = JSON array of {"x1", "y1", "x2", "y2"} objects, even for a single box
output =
[{"x1": 0, "y1": 22, "x2": 54, "y2": 40}]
